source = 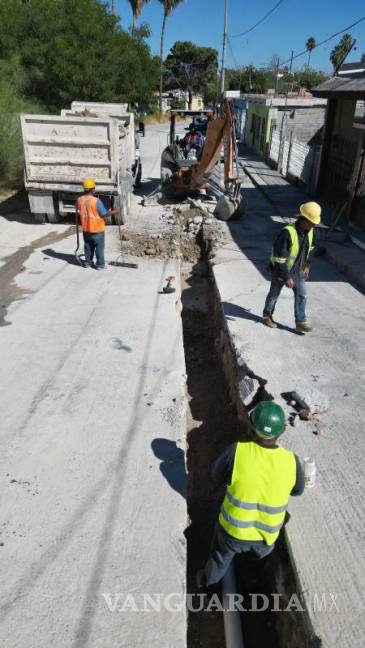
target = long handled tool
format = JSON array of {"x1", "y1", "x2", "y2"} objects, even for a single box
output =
[
  {"x1": 74, "y1": 211, "x2": 84, "y2": 266},
  {"x1": 109, "y1": 209, "x2": 138, "y2": 269}
]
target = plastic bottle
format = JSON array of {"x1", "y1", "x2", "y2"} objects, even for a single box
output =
[{"x1": 303, "y1": 457, "x2": 316, "y2": 489}]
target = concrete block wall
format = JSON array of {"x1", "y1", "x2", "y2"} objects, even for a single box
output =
[{"x1": 276, "y1": 107, "x2": 325, "y2": 144}]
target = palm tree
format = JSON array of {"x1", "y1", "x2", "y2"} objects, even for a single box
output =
[
  {"x1": 330, "y1": 34, "x2": 356, "y2": 74},
  {"x1": 305, "y1": 37, "x2": 316, "y2": 68},
  {"x1": 128, "y1": 0, "x2": 150, "y2": 36},
  {"x1": 158, "y1": 0, "x2": 184, "y2": 113}
]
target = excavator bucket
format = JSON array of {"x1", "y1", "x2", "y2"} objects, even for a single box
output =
[{"x1": 214, "y1": 194, "x2": 242, "y2": 221}]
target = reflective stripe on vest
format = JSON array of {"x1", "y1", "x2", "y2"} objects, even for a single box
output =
[
  {"x1": 77, "y1": 195, "x2": 105, "y2": 233},
  {"x1": 219, "y1": 442, "x2": 296, "y2": 546},
  {"x1": 270, "y1": 224, "x2": 314, "y2": 270}
]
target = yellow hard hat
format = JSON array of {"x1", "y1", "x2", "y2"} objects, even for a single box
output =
[
  {"x1": 83, "y1": 178, "x2": 96, "y2": 190},
  {"x1": 299, "y1": 201, "x2": 321, "y2": 225}
]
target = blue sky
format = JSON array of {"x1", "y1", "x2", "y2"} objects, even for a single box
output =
[{"x1": 114, "y1": 0, "x2": 365, "y2": 73}]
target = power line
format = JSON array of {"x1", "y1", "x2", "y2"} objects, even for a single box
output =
[
  {"x1": 279, "y1": 15, "x2": 365, "y2": 66},
  {"x1": 227, "y1": 36, "x2": 240, "y2": 69},
  {"x1": 229, "y1": 0, "x2": 286, "y2": 39}
]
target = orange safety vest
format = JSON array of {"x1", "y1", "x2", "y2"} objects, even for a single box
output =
[{"x1": 76, "y1": 194, "x2": 105, "y2": 233}]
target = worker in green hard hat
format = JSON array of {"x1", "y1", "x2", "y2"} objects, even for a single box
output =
[{"x1": 196, "y1": 401, "x2": 304, "y2": 589}]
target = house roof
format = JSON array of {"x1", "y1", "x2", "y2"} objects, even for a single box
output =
[
  {"x1": 312, "y1": 74, "x2": 365, "y2": 98},
  {"x1": 338, "y1": 61, "x2": 365, "y2": 76}
]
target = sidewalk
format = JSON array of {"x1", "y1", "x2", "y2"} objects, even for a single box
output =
[
  {"x1": 239, "y1": 145, "x2": 365, "y2": 289},
  {"x1": 211, "y1": 170, "x2": 365, "y2": 647}
]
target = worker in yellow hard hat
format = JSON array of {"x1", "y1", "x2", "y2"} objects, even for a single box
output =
[
  {"x1": 263, "y1": 201, "x2": 321, "y2": 332},
  {"x1": 76, "y1": 179, "x2": 120, "y2": 270}
]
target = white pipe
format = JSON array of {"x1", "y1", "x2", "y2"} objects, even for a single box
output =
[{"x1": 222, "y1": 563, "x2": 245, "y2": 648}]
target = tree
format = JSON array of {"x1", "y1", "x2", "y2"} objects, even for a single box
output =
[
  {"x1": 157, "y1": 0, "x2": 184, "y2": 113},
  {"x1": 330, "y1": 34, "x2": 356, "y2": 74},
  {"x1": 294, "y1": 67, "x2": 328, "y2": 91},
  {"x1": 0, "y1": 0, "x2": 160, "y2": 111},
  {"x1": 127, "y1": 0, "x2": 150, "y2": 36},
  {"x1": 306, "y1": 37, "x2": 316, "y2": 68},
  {"x1": 225, "y1": 65, "x2": 269, "y2": 94},
  {"x1": 165, "y1": 41, "x2": 218, "y2": 108}
]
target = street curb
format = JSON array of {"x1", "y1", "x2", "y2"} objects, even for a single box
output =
[{"x1": 324, "y1": 248, "x2": 365, "y2": 289}]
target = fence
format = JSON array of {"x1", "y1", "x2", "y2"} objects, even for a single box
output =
[{"x1": 268, "y1": 128, "x2": 321, "y2": 194}]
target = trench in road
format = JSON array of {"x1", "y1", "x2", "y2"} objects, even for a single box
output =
[{"x1": 181, "y1": 228, "x2": 311, "y2": 648}]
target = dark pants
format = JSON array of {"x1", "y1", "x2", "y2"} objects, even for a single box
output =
[
  {"x1": 83, "y1": 231, "x2": 105, "y2": 268},
  {"x1": 263, "y1": 271, "x2": 307, "y2": 323},
  {"x1": 202, "y1": 523, "x2": 274, "y2": 587}
]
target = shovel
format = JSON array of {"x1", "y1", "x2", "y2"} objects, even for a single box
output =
[{"x1": 74, "y1": 212, "x2": 84, "y2": 266}]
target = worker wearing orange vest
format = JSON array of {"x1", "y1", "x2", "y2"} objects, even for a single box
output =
[
  {"x1": 196, "y1": 401, "x2": 304, "y2": 589},
  {"x1": 76, "y1": 179, "x2": 120, "y2": 270}
]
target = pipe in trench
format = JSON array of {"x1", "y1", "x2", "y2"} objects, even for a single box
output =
[{"x1": 222, "y1": 563, "x2": 245, "y2": 648}]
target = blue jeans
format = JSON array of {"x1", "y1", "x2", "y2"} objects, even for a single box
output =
[
  {"x1": 202, "y1": 523, "x2": 274, "y2": 587},
  {"x1": 263, "y1": 271, "x2": 307, "y2": 323},
  {"x1": 83, "y1": 232, "x2": 105, "y2": 267}
]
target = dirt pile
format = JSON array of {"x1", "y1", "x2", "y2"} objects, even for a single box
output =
[{"x1": 119, "y1": 206, "x2": 225, "y2": 262}]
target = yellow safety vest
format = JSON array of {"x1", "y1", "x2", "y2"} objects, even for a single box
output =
[
  {"x1": 219, "y1": 442, "x2": 296, "y2": 546},
  {"x1": 270, "y1": 224, "x2": 314, "y2": 271}
]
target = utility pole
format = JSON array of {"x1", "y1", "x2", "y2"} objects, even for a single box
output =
[
  {"x1": 111, "y1": 0, "x2": 116, "y2": 14},
  {"x1": 220, "y1": 0, "x2": 228, "y2": 96}
]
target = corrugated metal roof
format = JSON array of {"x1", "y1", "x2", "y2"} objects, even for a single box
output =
[
  {"x1": 338, "y1": 61, "x2": 364, "y2": 73},
  {"x1": 312, "y1": 74, "x2": 365, "y2": 98}
]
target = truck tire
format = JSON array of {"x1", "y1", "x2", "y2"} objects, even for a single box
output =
[
  {"x1": 47, "y1": 212, "x2": 60, "y2": 224},
  {"x1": 34, "y1": 213, "x2": 46, "y2": 224}
]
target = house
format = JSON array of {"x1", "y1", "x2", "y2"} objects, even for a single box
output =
[
  {"x1": 156, "y1": 90, "x2": 204, "y2": 113},
  {"x1": 243, "y1": 94, "x2": 327, "y2": 157},
  {"x1": 338, "y1": 60, "x2": 365, "y2": 77},
  {"x1": 312, "y1": 73, "x2": 365, "y2": 229}
]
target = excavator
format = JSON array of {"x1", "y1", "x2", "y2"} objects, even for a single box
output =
[{"x1": 160, "y1": 100, "x2": 243, "y2": 220}]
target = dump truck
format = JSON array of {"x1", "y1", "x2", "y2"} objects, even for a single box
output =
[
  {"x1": 66, "y1": 102, "x2": 142, "y2": 187},
  {"x1": 20, "y1": 106, "x2": 138, "y2": 224}
]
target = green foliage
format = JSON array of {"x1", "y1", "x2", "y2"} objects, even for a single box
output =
[
  {"x1": 225, "y1": 66, "x2": 270, "y2": 94},
  {"x1": 330, "y1": 34, "x2": 356, "y2": 73},
  {"x1": 295, "y1": 67, "x2": 327, "y2": 90},
  {"x1": 158, "y1": 0, "x2": 185, "y2": 18},
  {"x1": 0, "y1": 80, "x2": 41, "y2": 187},
  {"x1": 165, "y1": 41, "x2": 218, "y2": 106},
  {"x1": 0, "y1": 0, "x2": 159, "y2": 187},
  {"x1": 305, "y1": 37, "x2": 316, "y2": 67},
  {"x1": 0, "y1": 0, "x2": 159, "y2": 111}
]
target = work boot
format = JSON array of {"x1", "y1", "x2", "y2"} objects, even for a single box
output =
[
  {"x1": 262, "y1": 315, "x2": 277, "y2": 329},
  {"x1": 296, "y1": 320, "x2": 312, "y2": 332}
]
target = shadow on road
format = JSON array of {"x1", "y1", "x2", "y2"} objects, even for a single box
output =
[
  {"x1": 222, "y1": 301, "x2": 300, "y2": 335},
  {"x1": 151, "y1": 438, "x2": 187, "y2": 499},
  {"x1": 42, "y1": 247, "x2": 81, "y2": 266},
  {"x1": 0, "y1": 190, "x2": 33, "y2": 224}
]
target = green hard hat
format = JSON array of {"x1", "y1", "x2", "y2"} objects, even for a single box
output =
[{"x1": 250, "y1": 401, "x2": 286, "y2": 439}]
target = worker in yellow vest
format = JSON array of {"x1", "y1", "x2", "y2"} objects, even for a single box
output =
[
  {"x1": 76, "y1": 179, "x2": 120, "y2": 270},
  {"x1": 196, "y1": 401, "x2": 304, "y2": 589},
  {"x1": 263, "y1": 201, "x2": 321, "y2": 332}
]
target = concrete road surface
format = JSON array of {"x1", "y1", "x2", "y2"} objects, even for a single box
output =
[{"x1": 0, "y1": 123, "x2": 188, "y2": 648}]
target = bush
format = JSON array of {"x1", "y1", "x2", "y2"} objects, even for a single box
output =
[{"x1": 0, "y1": 80, "x2": 41, "y2": 188}]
